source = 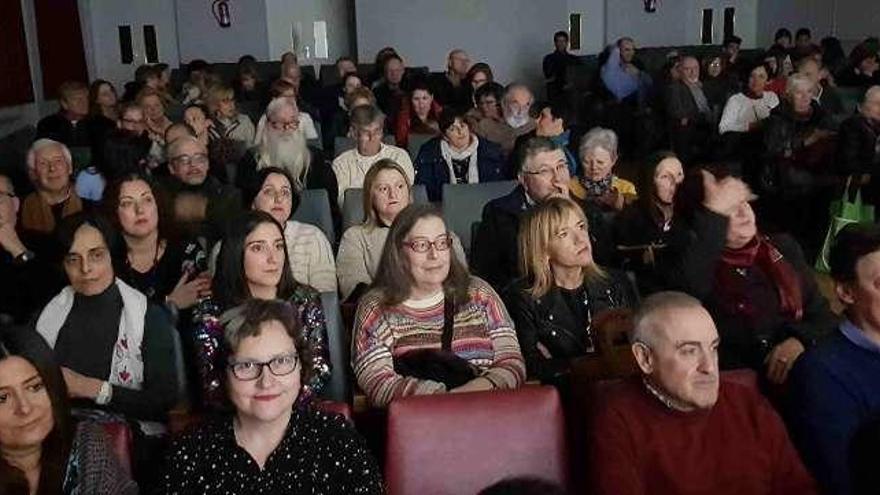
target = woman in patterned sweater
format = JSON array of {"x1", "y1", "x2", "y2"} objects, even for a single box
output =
[
  {"x1": 212, "y1": 210, "x2": 330, "y2": 405},
  {"x1": 352, "y1": 204, "x2": 525, "y2": 407}
]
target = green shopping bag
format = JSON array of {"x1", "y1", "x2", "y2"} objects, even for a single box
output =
[{"x1": 815, "y1": 177, "x2": 875, "y2": 272}]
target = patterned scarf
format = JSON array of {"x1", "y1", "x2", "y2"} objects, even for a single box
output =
[{"x1": 581, "y1": 176, "x2": 613, "y2": 197}]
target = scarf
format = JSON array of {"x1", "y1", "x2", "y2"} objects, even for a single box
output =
[
  {"x1": 581, "y1": 176, "x2": 613, "y2": 197},
  {"x1": 21, "y1": 190, "x2": 83, "y2": 234},
  {"x1": 440, "y1": 136, "x2": 480, "y2": 184},
  {"x1": 36, "y1": 278, "x2": 147, "y2": 390},
  {"x1": 687, "y1": 82, "x2": 711, "y2": 115},
  {"x1": 715, "y1": 235, "x2": 804, "y2": 324}
]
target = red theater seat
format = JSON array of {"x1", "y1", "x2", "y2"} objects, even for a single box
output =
[
  {"x1": 100, "y1": 421, "x2": 133, "y2": 476},
  {"x1": 384, "y1": 386, "x2": 569, "y2": 495}
]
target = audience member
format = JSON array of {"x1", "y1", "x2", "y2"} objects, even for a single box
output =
[
  {"x1": 467, "y1": 81, "x2": 504, "y2": 129},
  {"x1": 88, "y1": 79, "x2": 119, "y2": 124},
  {"x1": 589, "y1": 291, "x2": 817, "y2": 494},
  {"x1": 182, "y1": 104, "x2": 211, "y2": 149},
  {"x1": 570, "y1": 127, "x2": 636, "y2": 212},
  {"x1": 262, "y1": 79, "x2": 320, "y2": 137},
  {"x1": 837, "y1": 44, "x2": 880, "y2": 88},
  {"x1": 797, "y1": 57, "x2": 845, "y2": 129},
  {"x1": 96, "y1": 128, "x2": 151, "y2": 183},
  {"x1": 328, "y1": 86, "x2": 376, "y2": 153},
  {"x1": 511, "y1": 100, "x2": 578, "y2": 175},
  {"x1": 212, "y1": 210, "x2": 330, "y2": 402},
  {"x1": 414, "y1": 106, "x2": 506, "y2": 201},
  {"x1": 352, "y1": 204, "x2": 525, "y2": 407},
  {"x1": 205, "y1": 83, "x2": 256, "y2": 169},
  {"x1": 820, "y1": 36, "x2": 848, "y2": 78},
  {"x1": 600, "y1": 37, "x2": 652, "y2": 104},
  {"x1": 665, "y1": 56, "x2": 716, "y2": 165},
  {"x1": 180, "y1": 59, "x2": 211, "y2": 105},
  {"x1": 370, "y1": 46, "x2": 400, "y2": 85},
  {"x1": 614, "y1": 152, "x2": 684, "y2": 295},
  {"x1": 506, "y1": 197, "x2": 636, "y2": 383},
  {"x1": 35, "y1": 213, "x2": 179, "y2": 421},
  {"x1": 395, "y1": 79, "x2": 442, "y2": 149},
  {"x1": 232, "y1": 60, "x2": 266, "y2": 104},
  {"x1": 116, "y1": 102, "x2": 147, "y2": 138},
  {"x1": 160, "y1": 299, "x2": 383, "y2": 493},
  {"x1": 160, "y1": 135, "x2": 242, "y2": 243},
  {"x1": 662, "y1": 168, "x2": 835, "y2": 379},
  {"x1": 429, "y1": 49, "x2": 472, "y2": 108},
  {"x1": 474, "y1": 83, "x2": 537, "y2": 156},
  {"x1": 0, "y1": 325, "x2": 138, "y2": 494},
  {"x1": 771, "y1": 28, "x2": 794, "y2": 52},
  {"x1": 331, "y1": 105, "x2": 413, "y2": 206},
  {"x1": 20, "y1": 139, "x2": 83, "y2": 236},
  {"x1": 238, "y1": 167, "x2": 337, "y2": 293},
  {"x1": 137, "y1": 87, "x2": 173, "y2": 163},
  {"x1": 543, "y1": 31, "x2": 580, "y2": 103},
  {"x1": 837, "y1": 86, "x2": 880, "y2": 206},
  {"x1": 793, "y1": 28, "x2": 820, "y2": 61},
  {"x1": 374, "y1": 54, "x2": 410, "y2": 130},
  {"x1": 35, "y1": 81, "x2": 97, "y2": 155},
  {"x1": 0, "y1": 175, "x2": 63, "y2": 324},
  {"x1": 719, "y1": 63, "x2": 780, "y2": 135},
  {"x1": 764, "y1": 46, "x2": 795, "y2": 96},
  {"x1": 465, "y1": 62, "x2": 494, "y2": 100},
  {"x1": 787, "y1": 224, "x2": 880, "y2": 495},
  {"x1": 723, "y1": 35, "x2": 750, "y2": 80},
  {"x1": 701, "y1": 55, "x2": 737, "y2": 113},
  {"x1": 321, "y1": 71, "x2": 364, "y2": 151}
]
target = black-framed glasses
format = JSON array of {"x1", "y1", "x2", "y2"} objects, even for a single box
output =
[
  {"x1": 170, "y1": 153, "x2": 209, "y2": 167},
  {"x1": 228, "y1": 353, "x2": 299, "y2": 381},
  {"x1": 402, "y1": 234, "x2": 453, "y2": 253}
]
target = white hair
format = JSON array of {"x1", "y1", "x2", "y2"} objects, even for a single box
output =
[
  {"x1": 26, "y1": 138, "x2": 72, "y2": 172},
  {"x1": 630, "y1": 291, "x2": 705, "y2": 346},
  {"x1": 864, "y1": 85, "x2": 880, "y2": 104},
  {"x1": 256, "y1": 99, "x2": 311, "y2": 189},
  {"x1": 785, "y1": 73, "x2": 815, "y2": 97},
  {"x1": 579, "y1": 126, "x2": 619, "y2": 162}
]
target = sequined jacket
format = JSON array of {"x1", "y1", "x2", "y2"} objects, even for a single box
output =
[{"x1": 504, "y1": 268, "x2": 637, "y2": 382}]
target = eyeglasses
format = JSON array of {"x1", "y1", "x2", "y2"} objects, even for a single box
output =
[
  {"x1": 269, "y1": 119, "x2": 299, "y2": 131},
  {"x1": 170, "y1": 153, "x2": 209, "y2": 167},
  {"x1": 355, "y1": 127, "x2": 383, "y2": 139},
  {"x1": 228, "y1": 353, "x2": 299, "y2": 381},
  {"x1": 402, "y1": 234, "x2": 453, "y2": 253},
  {"x1": 523, "y1": 162, "x2": 569, "y2": 180},
  {"x1": 260, "y1": 187, "x2": 292, "y2": 201},
  {"x1": 64, "y1": 247, "x2": 109, "y2": 268}
]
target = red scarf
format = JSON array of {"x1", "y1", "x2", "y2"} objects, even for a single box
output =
[{"x1": 715, "y1": 235, "x2": 804, "y2": 323}]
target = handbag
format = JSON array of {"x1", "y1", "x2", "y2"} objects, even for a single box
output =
[
  {"x1": 392, "y1": 296, "x2": 478, "y2": 389},
  {"x1": 815, "y1": 176, "x2": 875, "y2": 272}
]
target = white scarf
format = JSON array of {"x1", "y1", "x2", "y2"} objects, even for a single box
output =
[
  {"x1": 36, "y1": 279, "x2": 146, "y2": 390},
  {"x1": 440, "y1": 136, "x2": 481, "y2": 184}
]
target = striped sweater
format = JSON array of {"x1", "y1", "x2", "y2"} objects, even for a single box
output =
[{"x1": 353, "y1": 277, "x2": 525, "y2": 407}]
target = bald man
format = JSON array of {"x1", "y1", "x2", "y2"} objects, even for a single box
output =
[{"x1": 429, "y1": 49, "x2": 473, "y2": 108}]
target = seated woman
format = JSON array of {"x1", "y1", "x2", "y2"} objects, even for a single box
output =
[
  {"x1": 718, "y1": 62, "x2": 780, "y2": 171},
  {"x1": 213, "y1": 166, "x2": 336, "y2": 293},
  {"x1": 160, "y1": 299, "x2": 383, "y2": 493},
  {"x1": 395, "y1": 80, "x2": 442, "y2": 149},
  {"x1": 466, "y1": 63, "x2": 494, "y2": 103},
  {"x1": 35, "y1": 213, "x2": 179, "y2": 421},
  {"x1": 352, "y1": 204, "x2": 525, "y2": 408},
  {"x1": 323, "y1": 73, "x2": 366, "y2": 151},
  {"x1": 414, "y1": 106, "x2": 506, "y2": 201},
  {"x1": 613, "y1": 152, "x2": 684, "y2": 295},
  {"x1": 329, "y1": 86, "x2": 376, "y2": 154},
  {"x1": 137, "y1": 87, "x2": 173, "y2": 163},
  {"x1": 505, "y1": 197, "x2": 636, "y2": 383},
  {"x1": 205, "y1": 83, "x2": 256, "y2": 166},
  {"x1": 0, "y1": 326, "x2": 137, "y2": 494},
  {"x1": 213, "y1": 210, "x2": 330, "y2": 403},
  {"x1": 337, "y1": 159, "x2": 466, "y2": 301},
  {"x1": 659, "y1": 167, "x2": 836, "y2": 383},
  {"x1": 701, "y1": 54, "x2": 738, "y2": 117},
  {"x1": 569, "y1": 127, "x2": 637, "y2": 212}
]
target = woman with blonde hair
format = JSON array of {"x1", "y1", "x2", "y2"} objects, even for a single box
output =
[{"x1": 504, "y1": 197, "x2": 636, "y2": 383}]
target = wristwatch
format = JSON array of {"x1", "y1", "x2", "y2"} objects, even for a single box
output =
[
  {"x1": 13, "y1": 250, "x2": 35, "y2": 265},
  {"x1": 95, "y1": 381, "x2": 113, "y2": 405}
]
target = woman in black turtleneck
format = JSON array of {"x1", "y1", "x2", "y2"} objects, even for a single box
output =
[{"x1": 33, "y1": 212, "x2": 178, "y2": 422}]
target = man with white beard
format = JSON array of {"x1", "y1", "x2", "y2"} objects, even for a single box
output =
[
  {"x1": 236, "y1": 97, "x2": 337, "y2": 201},
  {"x1": 474, "y1": 83, "x2": 537, "y2": 157}
]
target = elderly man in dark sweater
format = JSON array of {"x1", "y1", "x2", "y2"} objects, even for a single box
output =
[
  {"x1": 787, "y1": 224, "x2": 880, "y2": 495},
  {"x1": 590, "y1": 291, "x2": 817, "y2": 495}
]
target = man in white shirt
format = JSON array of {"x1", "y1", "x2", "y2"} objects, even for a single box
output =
[{"x1": 331, "y1": 105, "x2": 413, "y2": 206}]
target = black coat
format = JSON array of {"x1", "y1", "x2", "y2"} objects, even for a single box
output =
[
  {"x1": 837, "y1": 113, "x2": 880, "y2": 203},
  {"x1": 504, "y1": 269, "x2": 637, "y2": 382},
  {"x1": 413, "y1": 137, "x2": 506, "y2": 201},
  {"x1": 658, "y1": 208, "x2": 837, "y2": 370},
  {"x1": 613, "y1": 202, "x2": 675, "y2": 295},
  {"x1": 472, "y1": 185, "x2": 616, "y2": 292},
  {"x1": 159, "y1": 175, "x2": 242, "y2": 245}
]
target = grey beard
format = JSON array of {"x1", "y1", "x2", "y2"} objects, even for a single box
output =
[
  {"x1": 260, "y1": 131, "x2": 310, "y2": 187},
  {"x1": 505, "y1": 113, "x2": 530, "y2": 129}
]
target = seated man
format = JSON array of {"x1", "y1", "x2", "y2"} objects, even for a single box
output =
[
  {"x1": 36, "y1": 81, "x2": 109, "y2": 168},
  {"x1": 0, "y1": 174, "x2": 65, "y2": 324},
  {"x1": 159, "y1": 135, "x2": 242, "y2": 244},
  {"x1": 837, "y1": 44, "x2": 880, "y2": 88},
  {"x1": 600, "y1": 37, "x2": 652, "y2": 104},
  {"x1": 787, "y1": 224, "x2": 880, "y2": 495},
  {"x1": 590, "y1": 291, "x2": 817, "y2": 495},
  {"x1": 429, "y1": 49, "x2": 472, "y2": 109},
  {"x1": 20, "y1": 139, "x2": 84, "y2": 236},
  {"x1": 665, "y1": 56, "x2": 716, "y2": 166},
  {"x1": 474, "y1": 83, "x2": 537, "y2": 157},
  {"x1": 373, "y1": 54, "x2": 410, "y2": 130},
  {"x1": 331, "y1": 104, "x2": 413, "y2": 206},
  {"x1": 837, "y1": 86, "x2": 880, "y2": 206},
  {"x1": 472, "y1": 137, "x2": 613, "y2": 292},
  {"x1": 796, "y1": 57, "x2": 845, "y2": 129}
]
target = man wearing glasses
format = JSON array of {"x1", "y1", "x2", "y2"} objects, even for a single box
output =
[
  {"x1": 472, "y1": 136, "x2": 613, "y2": 291},
  {"x1": 160, "y1": 135, "x2": 242, "y2": 243},
  {"x1": 0, "y1": 174, "x2": 63, "y2": 324}
]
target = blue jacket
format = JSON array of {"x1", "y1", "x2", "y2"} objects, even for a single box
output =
[
  {"x1": 413, "y1": 137, "x2": 506, "y2": 202},
  {"x1": 787, "y1": 322, "x2": 880, "y2": 495}
]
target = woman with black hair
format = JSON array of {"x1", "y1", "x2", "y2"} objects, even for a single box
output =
[
  {"x1": 395, "y1": 79, "x2": 443, "y2": 149},
  {"x1": 211, "y1": 210, "x2": 330, "y2": 403},
  {"x1": 34, "y1": 212, "x2": 179, "y2": 421},
  {"x1": 0, "y1": 326, "x2": 137, "y2": 494}
]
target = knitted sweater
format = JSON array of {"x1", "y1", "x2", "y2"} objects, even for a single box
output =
[
  {"x1": 352, "y1": 277, "x2": 525, "y2": 407},
  {"x1": 331, "y1": 143, "x2": 414, "y2": 206}
]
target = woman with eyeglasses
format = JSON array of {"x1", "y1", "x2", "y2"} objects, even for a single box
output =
[
  {"x1": 211, "y1": 210, "x2": 330, "y2": 404},
  {"x1": 504, "y1": 197, "x2": 636, "y2": 383},
  {"x1": 34, "y1": 212, "x2": 179, "y2": 421},
  {"x1": 160, "y1": 299, "x2": 383, "y2": 493},
  {"x1": 352, "y1": 204, "x2": 525, "y2": 408}
]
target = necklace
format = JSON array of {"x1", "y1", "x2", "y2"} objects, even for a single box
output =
[{"x1": 127, "y1": 239, "x2": 163, "y2": 298}]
